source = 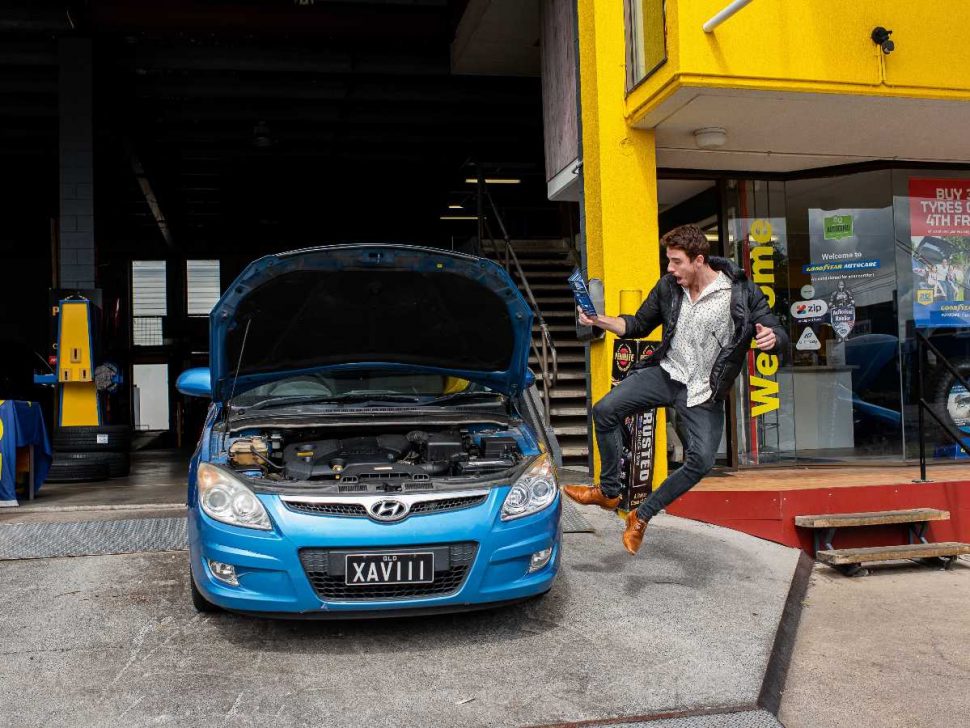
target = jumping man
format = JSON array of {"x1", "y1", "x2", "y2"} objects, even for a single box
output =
[{"x1": 564, "y1": 225, "x2": 789, "y2": 554}]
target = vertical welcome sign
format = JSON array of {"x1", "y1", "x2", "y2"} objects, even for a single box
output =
[{"x1": 739, "y1": 218, "x2": 785, "y2": 462}]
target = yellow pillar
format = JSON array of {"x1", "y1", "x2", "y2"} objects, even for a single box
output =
[{"x1": 577, "y1": 0, "x2": 666, "y2": 486}]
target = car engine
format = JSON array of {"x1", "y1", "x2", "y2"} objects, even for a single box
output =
[{"x1": 226, "y1": 427, "x2": 522, "y2": 485}]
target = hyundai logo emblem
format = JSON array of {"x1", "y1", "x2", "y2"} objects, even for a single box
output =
[{"x1": 369, "y1": 499, "x2": 409, "y2": 522}]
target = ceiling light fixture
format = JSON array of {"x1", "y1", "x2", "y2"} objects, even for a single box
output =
[
  {"x1": 448, "y1": 204, "x2": 464, "y2": 209},
  {"x1": 464, "y1": 178, "x2": 521, "y2": 185},
  {"x1": 439, "y1": 215, "x2": 478, "y2": 221},
  {"x1": 693, "y1": 127, "x2": 727, "y2": 150}
]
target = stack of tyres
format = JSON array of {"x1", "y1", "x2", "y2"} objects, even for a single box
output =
[{"x1": 46, "y1": 425, "x2": 132, "y2": 483}]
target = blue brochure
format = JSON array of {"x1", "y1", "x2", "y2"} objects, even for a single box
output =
[{"x1": 568, "y1": 268, "x2": 598, "y2": 317}]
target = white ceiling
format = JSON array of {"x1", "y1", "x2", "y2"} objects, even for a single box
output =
[
  {"x1": 635, "y1": 87, "x2": 970, "y2": 172},
  {"x1": 657, "y1": 178, "x2": 715, "y2": 211}
]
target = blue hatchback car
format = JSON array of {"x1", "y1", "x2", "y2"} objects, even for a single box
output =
[{"x1": 177, "y1": 244, "x2": 562, "y2": 617}]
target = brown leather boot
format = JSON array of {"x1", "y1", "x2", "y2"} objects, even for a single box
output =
[
  {"x1": 562, "y1": 483, "x2": 621, "y2": 511},
  {"x1": 622, "y1": 509, "x2": 648, "y2": 555}
]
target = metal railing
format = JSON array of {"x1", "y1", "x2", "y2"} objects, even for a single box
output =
[
  {"x1": 473, "y1": 180, "x2": 559, "y2": 425},
  {"x1": 914, "y1": 331, "x2": 970, "y2": 481}
]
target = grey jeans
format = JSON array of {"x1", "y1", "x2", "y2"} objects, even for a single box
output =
[{"x1": 592, "y1": 365, "x2": 724, "y2": 520}]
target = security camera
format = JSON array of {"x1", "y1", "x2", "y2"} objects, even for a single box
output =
[{"x1": 871, "y1": 26, "x2": 894, "y2": 55}]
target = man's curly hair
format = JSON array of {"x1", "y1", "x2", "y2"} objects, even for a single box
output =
[{"x1": 661, "y1": 224, "x2": 710, "y2": 261}]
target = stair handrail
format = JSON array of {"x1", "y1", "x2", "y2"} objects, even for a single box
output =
[
  {"x1": 482, "y1": 190, "x2": 559, "y2": 379},
  {"x1": 478, "y1": 243, "x2": 558, "y2": 428},
  {"x1": 466, "y1": 165, "x2": 560, "y2": 426},
  {"x1": 915, "y1": 330, "x2": 970, "y2": 481},
  {"x1": 482, "y1": 225, "x2": 559, "y2": 427}
]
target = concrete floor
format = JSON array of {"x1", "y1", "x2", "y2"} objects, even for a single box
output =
[
  {"x1": 779, "y1": 560, "x2": 970, "y2": 728},
  {"x1": 0, "y1": 507, "x2": 800, "y2": 728},
  {"x1": 11, "y1": 451, "x2": 970, "y2": 726},
  {"x1": 9, "y1": 449, "x2": 188, "y2": 516}
]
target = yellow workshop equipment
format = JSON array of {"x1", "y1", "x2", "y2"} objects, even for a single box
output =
[{"x1": 57, "y1": 299, "x2": 100, "y2": 427}]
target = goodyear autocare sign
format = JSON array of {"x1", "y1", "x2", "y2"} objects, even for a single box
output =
[{"x1": 745, "y1": 219, "x2": 784, "y2": 420}]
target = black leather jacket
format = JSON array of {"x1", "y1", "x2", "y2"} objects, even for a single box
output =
[{"x1": 618, "y1": 256, "x2": 789, "y2": 402}]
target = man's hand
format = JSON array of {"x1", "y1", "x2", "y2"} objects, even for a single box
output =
[
  {"x1": 577, "y1": 306, "x2": 628, "y2": 336},
  {"x1": 577, "y1": 306, "x2": 598, "y2": 327},
  {"x1": 754, "y1": 323, "x2": 776, "y2": 351}
]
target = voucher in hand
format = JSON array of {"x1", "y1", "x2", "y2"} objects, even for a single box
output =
[{"x1": 568, "y1": 268, "x2": 598, "y2": 317}]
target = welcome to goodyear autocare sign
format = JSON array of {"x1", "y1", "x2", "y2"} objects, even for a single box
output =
[{"x1": 909, "y1": 178, "x2": 970, "y2": 328}]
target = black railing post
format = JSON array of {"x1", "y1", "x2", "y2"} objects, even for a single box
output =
[
  {"x1": 476, "y1": 170, "x2": 485, "y2": 256},
  {"x1": 917, "y1": 333, "x2": 927, "y2": 482}
]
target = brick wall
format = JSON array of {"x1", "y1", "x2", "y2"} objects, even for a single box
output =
[{"x1": 58, "y1": 38, "x2": 95, "y2": 289}]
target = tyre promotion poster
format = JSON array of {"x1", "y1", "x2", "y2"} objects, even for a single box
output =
[
  {"x1": 909, "y1": 178, "x2": 970, "y2": 328},
  {"x1": 611, "y1": 340, "x2": 658, "y2": 512}
]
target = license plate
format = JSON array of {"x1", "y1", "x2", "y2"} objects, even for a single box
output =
[{"x1": 345, "y1": 552, "x2": 434, "y2": 586}]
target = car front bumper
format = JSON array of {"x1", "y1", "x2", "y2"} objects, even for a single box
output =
[{"x1": 188, "y1": 487, "x2": 561, "y2": 616}]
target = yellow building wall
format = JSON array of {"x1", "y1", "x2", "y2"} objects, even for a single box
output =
[
  {"x1": 577, "y1": 0, "x2": 666, "y2": 486},
  {"x1": 628, "y1": 0, "x2": 970, "y2": 122},
  {"x1": 579, "y1": 0, "x2": 970, "y2": 485}
]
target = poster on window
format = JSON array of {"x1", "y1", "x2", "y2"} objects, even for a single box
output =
[
  {"x1": 806, "y1": 207, "x2": 895, "y2": 343},
  {"x1": 909, "y1": 178, "x2": 970, "y2": 328}
]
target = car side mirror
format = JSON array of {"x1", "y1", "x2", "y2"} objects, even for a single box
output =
[
  {"x1": 525, "y1": 370, "x2": 536, "y2": 389},
  {"x1": 176, "y1": 367, "x2": 212, "y2": 398}
]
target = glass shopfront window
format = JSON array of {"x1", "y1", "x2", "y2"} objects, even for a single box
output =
[
  {"x1": 892, "y1": 169, "x2": 970, "y2": 461},
  {"x1": 723, "y1": 180, "x2": 795, "y2": 465},
  {"x1": 716, "y1": 167, "x2": 970, "y2": 466}
]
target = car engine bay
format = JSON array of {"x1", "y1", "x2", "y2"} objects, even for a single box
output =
[{"x1": 224, "y1": 425, "x2": 525, "y2": 488}]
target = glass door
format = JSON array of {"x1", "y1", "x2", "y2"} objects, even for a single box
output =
[
  {"x1": 724, "y1": 180, "x2": 795, "y2": 465},
  {"x1": 726, "y1": 172, "x2": 905, "y2": 466}
]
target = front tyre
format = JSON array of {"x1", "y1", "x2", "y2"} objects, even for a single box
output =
[
  {"x1": 189, "y1": 568, "x2": 223, "y2": 613},
  {"x1": 929, "y1": 357, "x2": 970, "y2": 439}
]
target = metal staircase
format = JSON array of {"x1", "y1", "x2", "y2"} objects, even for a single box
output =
[{"x1": 485, "y1": 238, "x2": 591, "y2": 471}]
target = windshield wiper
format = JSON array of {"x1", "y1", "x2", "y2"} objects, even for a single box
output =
[
  {"x1": 423, "y1": 391, "x2": 506, "y2": 407},
  {"x1": 235, "y1": 393, "x2": 423, "y2": 411}
]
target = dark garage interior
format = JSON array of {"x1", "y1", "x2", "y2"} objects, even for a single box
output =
[{"x1": 0, "y1": 1, "x2": 578, "y2": 464}]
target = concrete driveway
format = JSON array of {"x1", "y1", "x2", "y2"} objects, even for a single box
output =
[{"x1": 0, "y1": 508, "x2": 800, "y2": 728}]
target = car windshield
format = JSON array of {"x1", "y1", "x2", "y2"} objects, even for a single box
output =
[{"x1": 230, "y1": 371, "x2": 504, "y2": 410}]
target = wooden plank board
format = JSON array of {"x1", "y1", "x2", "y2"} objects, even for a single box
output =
[
  {"x1": 694, "y1": 463, "x2": 970, "y2": 492},
  {"x1": 795, "y1": 508, "x2": 950, "y2": 529},
  {"x1": 817, "y1": 542, "x2": 970, "y2": 565}
]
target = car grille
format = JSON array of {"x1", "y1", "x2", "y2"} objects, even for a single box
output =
[
  {"x1": 409, "y1": 494, "x2": 488, "y2": 514},
  {"x1": 284, "y1": 493, "x2": 487, "y2": 519},
  {"x1": 300, "y1": 542, "x2": 478, "y2": 601},
  {"x1": 286, "y1": 502, "x2": 368, "y2": 517}
]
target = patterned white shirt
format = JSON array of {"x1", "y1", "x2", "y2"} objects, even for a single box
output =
[{"x1": 660, "y1": 271, "x2": 734, "y2": 406}]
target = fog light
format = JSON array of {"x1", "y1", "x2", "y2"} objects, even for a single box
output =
[
  {"x1": 528, "y1": 547, "x2": 553, "y2": 573},
  {"x1": 208, "y1": 559, "x2": 239, "y2": 586}
]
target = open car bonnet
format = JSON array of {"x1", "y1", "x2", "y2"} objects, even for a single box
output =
[{"x1": 209, "y1": 245, "x2": 534, "y2": 402}]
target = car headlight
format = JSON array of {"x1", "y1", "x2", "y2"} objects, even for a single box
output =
[
  {"x1": 197, "y1": 462, "x2": 271, "y2": 530},
  {"x1": 501, "y1": 453, "x2": 558, "y2": 521}
]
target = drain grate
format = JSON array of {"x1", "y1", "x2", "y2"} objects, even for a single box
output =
[
  {"x1": 585, "y1": 709, "x2": 782, "y2": 728},
  {"x1": 0, "y1": 517, "x2": 188, "y2": 560},
  {"x1": 561, "y1": 498, "x2": 594, "y2": 533}
]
